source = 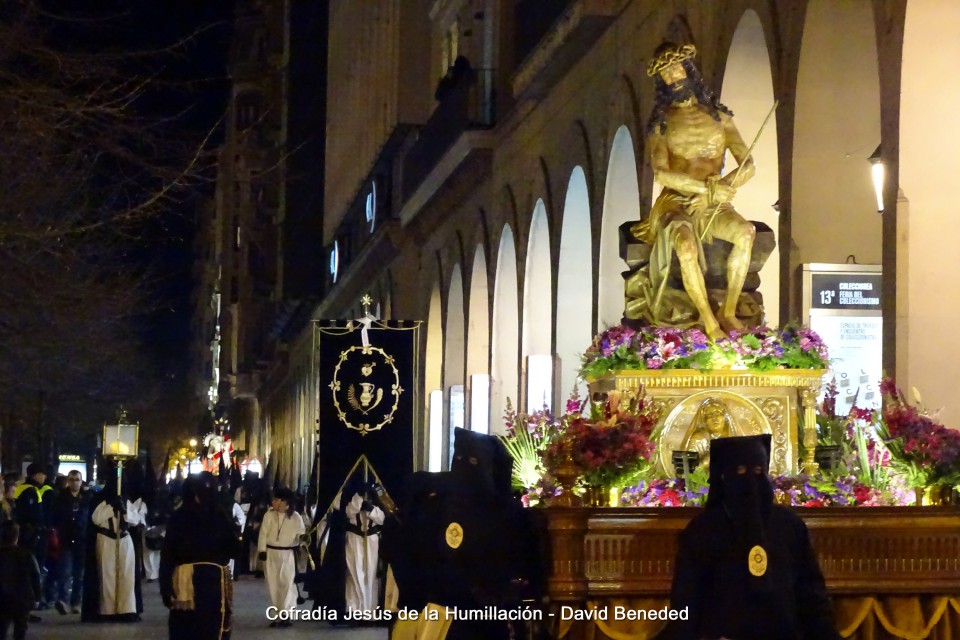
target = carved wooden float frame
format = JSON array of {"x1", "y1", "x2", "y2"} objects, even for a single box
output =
[{"x1": 546, "y1": 506, "x2": 960, "y2": 602}]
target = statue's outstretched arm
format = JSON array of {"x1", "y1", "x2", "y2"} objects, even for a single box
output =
[{"x1": 720, "y1": 113, "x2": 756, "y2": 188}]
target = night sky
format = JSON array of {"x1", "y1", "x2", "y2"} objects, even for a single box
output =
[
  {"x1": 123, "y1": 1, "x2": 234, "y2": 356},
  {"x1": 125, "y1": 1, "x2": 235, "y2": 447},
  {"x1": 6, "y1": 1, "x2": 236, "y2": 455}
]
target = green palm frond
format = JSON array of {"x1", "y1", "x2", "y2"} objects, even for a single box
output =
[{"x1": 499, "y1": 425, "x2": 542, "y2": 489}]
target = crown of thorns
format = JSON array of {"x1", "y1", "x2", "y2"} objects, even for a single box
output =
[{"x1": 646, "y1": 43, "x2": 697, "y2": 77}]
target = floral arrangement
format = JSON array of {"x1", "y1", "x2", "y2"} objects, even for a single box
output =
[
  {"x1": 579, "y1": 324, "x2": 829, "y2": 380},
  {"x1": 542, "y1": 389, "x2": 660, "y2": 489},
  {"x1": 815, "y1": 377, "x2": 873, "y2": 447},
  {"x1": 619, "y1": 473, "x2": 913, "y2": 508},
  {"x1": 499, "y1": 400, "x2": 561, "y2": 491},
  {"x1": 875, "y1": 379, "x2": 960, "y2": 489},
  {"x1": 497, "y1": 369, "x2": 960, "y2": 508},
  {"x1": 621, "y1": 470, "x2": 710, "y2": 507},
  {"x1": 770, "y1": 473, "x2": 912, "y2": 507}
]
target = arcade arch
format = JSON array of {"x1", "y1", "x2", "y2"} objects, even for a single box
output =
[
  {"x1": 792, "y1": 1, "x2": 881, "y2": 292},
  {"x1": 900, "y1": 2, "x2": 960, "y2": 424},
  {"x1": 721, "y1": 9, "x2": 780, "y2": 327},
  {"x1": 466, "y1": 244, "x2": 490, "y2": 432},
  {"x1": 491, "y1": 225, "x2": 519, "y2": 435},
  {"x1": 444, "y1": 263, "x2": 466, "y2": 464},
  {"x1": 556, "y1": 166, "x2": 593, "y2": 405},
  {"x1": 598, "y1": 125, "x2": 641, "y2": 329},
  {"x1": 522, "y1": 199, "x2": 553, "y2": 411},
  {"x1": 425, "y1": 280, "x2": 444, "y2": 470}
]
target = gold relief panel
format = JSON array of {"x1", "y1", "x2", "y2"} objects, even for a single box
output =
[
  {"x1": 588, "y1": 369, "x2": 825, "y2": 476},
  {"x1": 760, "y1": 398, "x2": 790, "y2": 474},
  {"x1": 657, "y1": 390, "x2": 771, "y2": 476}
]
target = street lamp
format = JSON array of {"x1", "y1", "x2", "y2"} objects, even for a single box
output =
[
  {"x1": 101, "y1": 408, "x2": 138, "y2": 615},
  {"x1": 102, "y1": 409, "x2": 139, "y2": 497},
  {"x1": 868, "y1": 144, "x2": 884, "y2": 214},
  {"x1": 189, "y1": 438, "x2": 198, "y2": 448}
]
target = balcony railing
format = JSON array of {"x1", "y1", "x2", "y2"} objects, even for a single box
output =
[{"x1": 400, "y1": 67, "x2": 496, "y2": 200}]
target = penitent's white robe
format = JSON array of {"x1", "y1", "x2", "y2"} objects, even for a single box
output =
[
  {"x1": 228, "y1": 502, "x2": 246, "y2": 577},
  {"x1": 344, "y1": 494, "x2": 385, "y2": 613},
  {"x1": 92, "y1": 500, "x2": 138, "y2": 615},
  {"x1": 142, "y1": 525, "x2": 162, "y2": 581},
  {"x1": 258, "y1": 510, "x2": 304, "y2": 609}
]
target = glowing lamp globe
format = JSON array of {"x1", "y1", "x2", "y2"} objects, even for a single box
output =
[{"x1": 103, "y1": 423, "x2": 139, "y2": 460}]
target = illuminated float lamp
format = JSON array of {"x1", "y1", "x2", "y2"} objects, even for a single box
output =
[{"x1": 868, "y1": 144, "x2": 884, "y2": 214}]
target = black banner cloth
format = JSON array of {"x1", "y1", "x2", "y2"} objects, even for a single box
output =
[{"x1": 314, "y1": 319, "x2": 420, "y2": 519}]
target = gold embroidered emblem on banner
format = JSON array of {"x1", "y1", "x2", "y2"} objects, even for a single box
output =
[{"x1": 329, "y1": 345, "x2": 404, "y2": 436}]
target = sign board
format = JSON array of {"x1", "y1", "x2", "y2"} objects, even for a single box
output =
[
  {"x1": 802, "y1": 264, "x2": 883, "y2": 412},
  {"x1": 810, "y1": 272, "x2": 882, "y2": 311}
]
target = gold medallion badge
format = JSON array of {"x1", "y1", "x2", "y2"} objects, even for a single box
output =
[
  {"x1": 445, "y1": 522, "x2": 463, "y2": 549},
  {"x1": 748, "y1": 545, "x2": 768, "y2": 577}
]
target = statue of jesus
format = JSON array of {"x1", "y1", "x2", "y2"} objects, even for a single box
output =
[{"x1": 627, "y1": 42, "x2": 758, "y2": 340}]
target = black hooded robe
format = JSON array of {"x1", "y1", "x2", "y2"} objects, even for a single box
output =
[
  {"x1": 385, "y1": 429, "x2": 547, "y2": 640},
  {"x1": 665, "y1": 435, "x2": 840, "y2": 640},
  {"x1": 160, "y1": 501, "x2": 240, "y2": 640}
]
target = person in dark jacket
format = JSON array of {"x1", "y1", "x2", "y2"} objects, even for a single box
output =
[
  {"x1": 14, "y1": 463, "x2": 50, "y2": 613},
  {"x1": 0, "y1": 521, "x2": 42, "y2": 640},
  {"x1": 50, "y1": 470, "x2": 89, "y2": 614},
  {"x1": 160, "y1": 472, "x2": 241, "y2": 640},
  {"x1": 665, "y1": 434, "x2": 841, "y2": 640},
  {"x1": 13, "y1": 464, "x2": 47, "y2": 563}
]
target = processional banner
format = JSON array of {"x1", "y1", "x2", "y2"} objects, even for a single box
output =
[{"x1": 314, "y1": 318, "x2": 421, "y2": 515}]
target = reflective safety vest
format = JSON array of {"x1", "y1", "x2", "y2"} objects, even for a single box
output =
[{"x1": 13, "y1": 483, "x2": 50, "y2": 503}]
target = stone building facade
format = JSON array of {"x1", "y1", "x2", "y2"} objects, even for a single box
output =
[{"x1": 201, "y1": 0, "x2": 960, "y2": 488}]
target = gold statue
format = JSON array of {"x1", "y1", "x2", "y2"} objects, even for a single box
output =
[
  {"x1": 683, "y1": 397, "x2": 736, "y2": 470},
  {"x1": 627, "y1": 43, "x2": 760, "y2": 340}
]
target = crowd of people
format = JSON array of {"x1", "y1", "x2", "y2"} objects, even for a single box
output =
[
  {"x1": 0, "y1": 430, "x2": 839, "y2": 640},
  {"x1": 0, "y1": 459, "x2": 319, "y2": 640}
]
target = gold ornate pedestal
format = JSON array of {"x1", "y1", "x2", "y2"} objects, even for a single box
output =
[{"x1": 587, "y1": 369, "x2": 826, "y2": 475}]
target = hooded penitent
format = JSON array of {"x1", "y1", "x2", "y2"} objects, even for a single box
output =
[
  {"x1": 705, "y1": 434, "x2": 774, "y2": 592},
  {"x1": 666, "y1": 434, "x2": 841, "y2": 640}
]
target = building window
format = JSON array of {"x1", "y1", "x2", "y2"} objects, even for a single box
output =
[
  {"x1": 330, "y1": 240, "x2": 340, "y2": 283},
  {"x1": 365, "y1": 180, "x2": 377, "y2": 234}
]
